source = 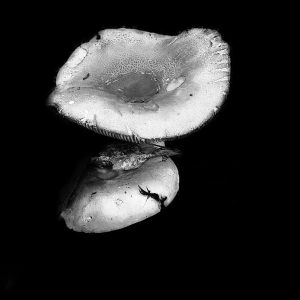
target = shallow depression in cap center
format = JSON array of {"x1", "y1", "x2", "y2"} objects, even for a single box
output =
[{"x1": 105, "y1": 72, "x2": 160, "y2": 103}]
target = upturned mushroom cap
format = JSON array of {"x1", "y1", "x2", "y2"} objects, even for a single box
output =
[
  {"x1": 60, "y1": 143, "x2": 179, "y2": 233},
  {"x1": 49, "y1": 28, "x2": 230, "y2": 143}
]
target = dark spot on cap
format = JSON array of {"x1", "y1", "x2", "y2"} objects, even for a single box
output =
[{"x1": 83, "y1": 73, "x2": 90, "y2": 80}]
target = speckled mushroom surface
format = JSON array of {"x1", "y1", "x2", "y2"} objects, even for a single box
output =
[{"x1": 49, "y1": 28, "x2": 230, "y2": 143}]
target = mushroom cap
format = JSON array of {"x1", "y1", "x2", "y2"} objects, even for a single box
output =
[
  {"x1": 49, "y1": 28, "x2": 230, "y2": 143},
  {"x1": 61, "y1": 144, "x2": 179, "y2": 233}
]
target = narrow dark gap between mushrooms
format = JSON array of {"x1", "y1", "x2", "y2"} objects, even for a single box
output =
[{"x1": 48, "y1": 28, "x2": 230, "y2": 233}]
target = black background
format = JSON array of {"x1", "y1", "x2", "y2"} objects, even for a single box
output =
[{"x1": 3, "y1": 5, "x2": 264, "y2": 296}]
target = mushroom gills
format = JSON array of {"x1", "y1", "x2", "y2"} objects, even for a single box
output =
[
  {"x1": 83, "y1": 119, "x2": 146, "y2": 143},
  {"x1": 81, "y1": 115, "x2": 167, "y2": 144}
]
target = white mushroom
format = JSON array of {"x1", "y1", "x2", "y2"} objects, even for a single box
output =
[
  {"x1": 49, "y1": 28, "x2": 230, "y2": 143},
  {"x1": 60, "y1": 143, "x2": 179, "y2": 233},
  {"x1": 50, "y1": 28, "x2": 230, "y2": 233}
]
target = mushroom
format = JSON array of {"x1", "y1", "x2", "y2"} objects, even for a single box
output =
[
  {"x1": 60, "y1": 143, "x2": 179, "y2": 233},
  {"x1": 50, "y1": 28, "x2": 230, "y2": 232},
  {"x1": 49, "y1": 28, "x2": 230, "y2": 143}
]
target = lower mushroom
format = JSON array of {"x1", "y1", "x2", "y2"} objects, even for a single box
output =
[{"x1": 60, "y1": 143, "x2": 179, "y2": 233}]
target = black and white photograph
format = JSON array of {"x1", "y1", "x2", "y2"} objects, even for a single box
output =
[{"x1": 2, "y1": 4, "x2": 263, "y2": 296}]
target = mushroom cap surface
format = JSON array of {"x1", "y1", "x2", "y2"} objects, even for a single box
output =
[
  {"x1": 61, "y1": 144, "x2": 179, "y2": 233},
  {"x1": 49, "y1": 28, "x2": 230, "y2": 143}
]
